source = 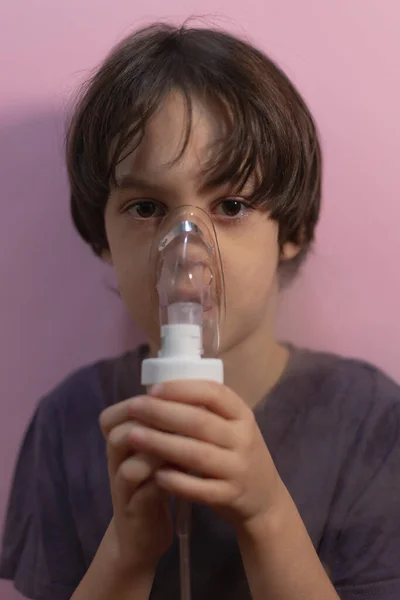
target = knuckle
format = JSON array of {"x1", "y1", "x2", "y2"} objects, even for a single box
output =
[
  {"x1": 234, "y1": 457, "x2": 247, "y2": 482},
  {"x1": 232, "y1": 421, "x2": 248, "y2": 448},
  {"x1": 209, "y1": 481, "x2": 238, "y2": 507},
  {"x1": 114, "y1": 467, "x2": 125, "y2": 491},
  {"x1": 195, "y1": 411, "x2": 211, "y2": 437},
  {"x1": 144, "y1": 398, "x2": 158, "y2": 421},
  {"x1": 228, "y1": 480, "x2": 243, "y2": 504},
  {"x1": 117, "y1": 458, "x2": 140, "y2": 489},
  {"x1": 133, "y1": 397, "x2": 157, "y2": 423},
  {"x1": 211, "y1": 380, "x2": 226, "y2": 401},
  {"x1": 114, "y1": 471, "x2": 130, "y2": 498},
  {"x1": 243, "y1": 405, "x2": 256, "y2": 426},
  {"x1": 179, "y1": 441, "x2": 197, "y2": 469},
  {"x1": 99, "y1": 410, "x2": 110, "y2": 434},
  {"x1": 239, "y1": 415, "x2": 257, "y2": 446},
  {"x1": 107, "y1": 428, "x2": 121, "y2": 450},
  {"x1": 127, "y1": 397, "x2": 138, "y2": 416},
  {"x1": 106, "y1": 443, "x2": 114, "y2": 462},
  {"x1": 250, "y1": 411, "x2": 258, "y2": 429},
  {"x1": 198, "y1": 380, "x2": 223, "y2": 406},
  {"x1": 118, "y1": 459, "x2": 132, "y2": 482},
  {"x1": 195, "y1": 445, "x2": 213, "y2": 471}
]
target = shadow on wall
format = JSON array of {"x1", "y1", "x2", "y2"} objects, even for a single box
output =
[
  {"x1": 0, "y1": 109, "x2": 142, "y2": 400},
  {"x1": 0, "y1": 109, "x2": 143, "y2": 592}
]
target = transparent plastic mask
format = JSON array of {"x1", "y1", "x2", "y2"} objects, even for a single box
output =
[{"x1": 149, "y1": 206, "x2": 225, "y2": 357}]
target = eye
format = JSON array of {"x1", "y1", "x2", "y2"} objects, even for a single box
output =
[
  {"x1": 214, "y1": 198, "x2": 252, "y2": 219},
  {"x1": 126, "y1": 200, "x2": 165, "y2": 220}
]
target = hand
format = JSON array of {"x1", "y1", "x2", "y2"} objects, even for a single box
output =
[
  {"x1": 124, "y1": 380, "x2": 285, "y2": 533},
  {"x1": 99, "y1": 402, "x2": 174, "y2": 573}
]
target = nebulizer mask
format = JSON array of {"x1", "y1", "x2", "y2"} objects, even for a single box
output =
[{"x1": 141, "y1": 206, "x2": 225, "y2": 600}]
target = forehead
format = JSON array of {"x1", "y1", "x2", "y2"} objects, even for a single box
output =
[{"x1": 115, "y1": 92, "x2": 227, "y2": 185}]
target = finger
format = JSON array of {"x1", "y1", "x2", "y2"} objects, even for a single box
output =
[
  {"x1": 100, "y1": 397, "x2": 145, "y2": 437},
  {"x1": 155, "y1": 468, "x2": 236, "y2": 506},
  {"x1": 107, "y1": 422, "x2": 138, "y2": 474},
  {"x1": 150, "y1": 380, "x2": 246, "y2": 420},
  {"x1": 126, "y1": 477, "x2": 170, "y2": 520},
  {"x1": 115, "y1": 452, "x2": 163, "y2": 504},
  {"x1": 128, "y1": 396, "x2": 235, "y2": 449},
  {"x1": 129, "y1": 423, "x2": 235, "y2": 479}
]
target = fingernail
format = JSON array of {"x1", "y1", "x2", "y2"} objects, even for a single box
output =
[
  {"x1": 130, "y1": 423, "x2": 144, "y2": 441},
  {"x1": 150, "y1": 384, "x2": 163, "y2": 396}
]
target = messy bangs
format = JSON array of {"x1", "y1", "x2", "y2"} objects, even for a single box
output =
[{"x1": 67, "y1": 23, "x2": 321, "y2": 262}]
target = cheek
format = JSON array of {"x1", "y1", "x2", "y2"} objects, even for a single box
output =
[
  {"x1": 106, "y1": 233, "x2": 156, "y2": 331},
  {"x1": 115, "y1": 255, "x2": 150, "y2": 317},
  {"x1": 105, "y1": 209, "x2": 162, "y2": 345},
  {"x1": 224, "y1": 253, "x2": 277, "y2": 311},
  {"x1": 221, "y1": 230, "x2": 280, "y2": 311}
]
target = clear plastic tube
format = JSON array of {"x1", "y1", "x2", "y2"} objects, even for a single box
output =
[
  {"x1": 177, "y1": 498, "x2": 192, "y2": 600},
  {"x1": 141, "y1": 206, "x2": 225, "y2": 600}
]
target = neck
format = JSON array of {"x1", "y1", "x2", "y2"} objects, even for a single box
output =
[
  {"x1": 220, "y1": 323, "x2": 288, "y2": 409},
  {"x1": 146, "y1": 292, "x2": 288, "y2": 408}
]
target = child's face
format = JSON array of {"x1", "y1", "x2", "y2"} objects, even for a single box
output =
[{"x1": 104, "y1": 92, "x2": 298, "y2": 356}]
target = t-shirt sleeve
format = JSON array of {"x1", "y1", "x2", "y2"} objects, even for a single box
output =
[
  {"x1": 0, "y1": 396, "x2": 86, "y2": 599},
  {"x1": 327, "y1": 367, "x2": 400, "y2": 599}
]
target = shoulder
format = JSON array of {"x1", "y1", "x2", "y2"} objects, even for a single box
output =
[
  {"x1": 269, "y1": 346, "x2": 400, "y2": 468},
  {"x1": 296, "y1": 353, "x2": 400, "y2": 591},
  {"x1": 289, "y1": 348, "x2": 400, "y2": 478},
  {"x1": 286, "y1": 346, "x2": 400, "y2": 417}
]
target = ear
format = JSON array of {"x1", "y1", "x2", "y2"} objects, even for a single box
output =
[
  {"x1": 280, "y1": 241, "x2": 301, "y2": 262},
  {"x1": 101, "y1": 249, "x2": 113, "y2": 265}
]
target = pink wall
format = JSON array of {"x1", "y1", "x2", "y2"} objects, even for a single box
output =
[{"x1": 1, "y1": 1, "x2": 399, "y2": 597}]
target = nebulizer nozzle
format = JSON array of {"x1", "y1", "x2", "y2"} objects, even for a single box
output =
[{"x1": 141, "y1": 207, "x2": 225, "y2": 600}]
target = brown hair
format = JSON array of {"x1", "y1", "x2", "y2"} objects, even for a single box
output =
[{"x1": 66, "y1": 22, "x2": 322, "y2": 274}]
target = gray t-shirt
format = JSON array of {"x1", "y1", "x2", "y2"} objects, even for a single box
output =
[{"x1": 1, "y1": 346, "x2": 400, "y2": 599}]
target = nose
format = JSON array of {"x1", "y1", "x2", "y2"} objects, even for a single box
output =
[
  {"x1": 158, "y1": 220, "x2": 201, "y2": 251},
  {"x1": 157, "y1": 257, "x2": 214, "y2": 309}
]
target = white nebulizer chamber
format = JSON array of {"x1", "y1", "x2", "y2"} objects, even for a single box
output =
[{"x1": 140, "y1": 206, "x2": 225, "y2": 600}]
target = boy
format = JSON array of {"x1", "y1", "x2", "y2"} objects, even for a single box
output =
[{"x1": 1, "y1": 22, "x2": 399, "y2": 600}]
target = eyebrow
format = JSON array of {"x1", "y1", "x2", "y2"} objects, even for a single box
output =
[
  {"x1": 115, "y1": 173, "x2": 254, "y2": 197},
  {"x1": 115, "y1": 172, "x2": 215, "y2": 195},
  {"x1": 115, "y1": 174, "x2": 165, "y2": 191}
]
